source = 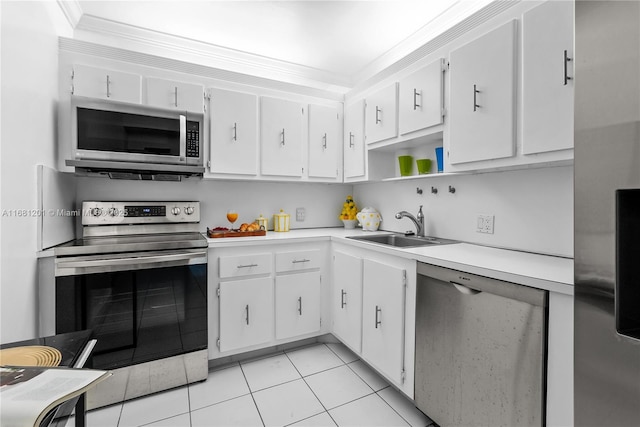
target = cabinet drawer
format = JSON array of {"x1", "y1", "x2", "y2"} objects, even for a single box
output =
[
  {"x1": 276, "y1": 250, "x2": 321, "y2": 272},
  {"x1": 219, "y1": 253, "x2": 272, "y2": 278}
]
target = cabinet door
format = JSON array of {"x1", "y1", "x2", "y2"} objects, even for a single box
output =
[
  {"x1": 365, "y1": 83, "x2": 398, "y2": 144},
  {"x1": 73, "y1": 64, "x2": 141, "y2": 104},
  {"x1": 308, "y1": 104, "x2": 340, "y2": 179},
  {"x1": 209, "y1": 89, "x2": 258, "y2": 175},
  {"x1": 449, "y1": 20, "x2": 516, "y2": 164},
  {"x1": 261, "y1": 97, "x2": 304, "y2": 177},
  {"x1": 146, "y1": 77, "x2": 204, "y2": 113},
  {"x1": 344, "y1": 101, "x2": 366, "y2": 179},
  {"x1": 275, "y1": 272, "x2": 321, "y2": 340},
  {"x1": 333, "y1": 251, "x2": 363, "y2": 353},
  {"x1": 399, "y1": 59, "x2": 445, "y2": 135},
  {"x1": 219, "y1": 277, "x2": 273, "y2": 352},
  {"x1": 362, "y1": 259, "x2": 405, "y2": 385},
  {"x1": 522, "y1": 1, "x2": 574, "y2": 155}
]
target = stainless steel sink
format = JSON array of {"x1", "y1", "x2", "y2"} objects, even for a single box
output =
[{"x1": 347, "y1": 233, "x2": 456, "y2": 248}]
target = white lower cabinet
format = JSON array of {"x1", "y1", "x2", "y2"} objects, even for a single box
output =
[
  {"x1": 332, "y1": 245, "x2": 416, "y2": 397},
  {"x1": 209, "y1": 242, "x2": 329, "y2": 359},
  {"x1": 275, "y1": 271, "x2": 321, "y2": 340},
  {"x1": 219, "y1": 277, "x2": 273, "y2": 352},
  {"x1": 361, "y1": 259, "x2": 406, "y2": 385},
  {"x1": 332, "y1": 250, "x2": 363, "y2": 353}
]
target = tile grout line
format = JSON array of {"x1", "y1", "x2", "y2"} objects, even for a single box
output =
[
  {"x1": 283, "y1": 345, "x2": 338, "y2": 426},
  {"x1": 374, "y1": 390, "x2": 415, "y2": 427},
  {"x1": 324, "y1": 343, "x2": 421, "y2": 427},
  {"x1": 344, "y1": 360, "x2": 387, "y2": 394},
  {"x1": 238, "y1": 361, "x2": 267, "y2": 427}
]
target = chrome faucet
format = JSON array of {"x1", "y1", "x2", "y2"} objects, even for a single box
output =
[{"x1": 395, "y1": 205, "x2": 425, "y2": 237}]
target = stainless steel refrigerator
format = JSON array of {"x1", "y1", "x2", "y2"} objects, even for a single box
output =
[{"x1": 574, "y1": 1, "x2": 640, "y2": 425}]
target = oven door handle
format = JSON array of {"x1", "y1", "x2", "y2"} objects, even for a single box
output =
[{"x1": 56, "y1": 250, "x2": 207, "y2": 276}]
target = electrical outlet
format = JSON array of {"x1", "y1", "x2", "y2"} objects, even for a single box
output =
[
  {"x1": 476, "y1": 214, "x2": 495, "y2": 234},
  {"x1": 296, "y1": 207, "x2": 305, "y2": 222}
]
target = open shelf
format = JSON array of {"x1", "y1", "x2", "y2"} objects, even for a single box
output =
[{"x1": 381, "y1": 172, "x2": 463, "y2": 182}]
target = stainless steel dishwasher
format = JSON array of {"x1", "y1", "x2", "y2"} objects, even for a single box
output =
[{"x1": 415, "y1": 263, "x2": 547, "y2": 427}]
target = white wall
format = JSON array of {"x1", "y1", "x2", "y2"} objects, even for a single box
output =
[
  {"x1": 1, "y1": 2, "x2": 72, "y2": 343},
  {"x1": 354, "y1": 165, "x2": 573, "y2": 257},
  {"x1": 76, "y1": 178, "x2": 352, "y2": 232}
]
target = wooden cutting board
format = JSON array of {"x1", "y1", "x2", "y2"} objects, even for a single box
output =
[{"x1": 207, "y1": 229, "x2": 267, "y2": 238}]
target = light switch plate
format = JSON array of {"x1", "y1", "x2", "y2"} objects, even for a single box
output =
[{"x1": 296, "y1": 207, "x2": 305, "y2": 222}]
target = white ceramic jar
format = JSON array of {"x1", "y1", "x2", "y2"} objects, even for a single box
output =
[{"x1": 356, "y1": 207, "x2": 382, "y2": 231}]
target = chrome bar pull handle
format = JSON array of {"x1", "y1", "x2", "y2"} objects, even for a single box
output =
[
  {"x1": 292, "y1": 259, "x2": 310, "y2": 264},
  {"x1": 245, "y1": 305, "x2": 250, "y2": 325},
  {"x1": 233, "y1": 122, "x2": 237, "y2": 141},
  {"x1": 375, "y1": 106, "x2": 382, "y2": 124},
  {"x1": 174, "y1": 86, "x2": 178, "y2": 107},
  {"x1": 341, "y1": 289, "x2": 346, "y2": 308},
  {"x1": 281, "y1": 128, "x2": 285, "y2": 146},
  {"x1": 473, "y1": 84, "x2": 480, "y2": 112},
  {"x1": 106, "y1": 75, "x2": 111, "y2": 98},
  {"x1": 237, "y1": 264, "x2": 258, "y2": 269},
  {"x1": 413, "y1": 88, "x2": 421, "y2": 110},
  {"x1": 179, "y1": 114, "x2": 187, "y2": 159},
  {"x1": 349, "y1": 132, "x2": 354, "y2": 148},
  {"x1": 298, "y1": 297, "x2": 303, "y2": 315},
  {"x1": 564, "y1": 50, "x2": 572, "y2": 85},
  {"x1": 375, "y1": 305, "x2": 382, "y2": 328},
  {"x1": 322, "y1": 133, "x2": 327, "y2": 150}
]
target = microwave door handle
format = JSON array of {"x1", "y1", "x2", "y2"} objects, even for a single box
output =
[{"x1": 179, "y1": 114, "x2": 187, "y2": 162}]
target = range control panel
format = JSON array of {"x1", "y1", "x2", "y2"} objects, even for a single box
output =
[{"x1": 82, "y1": 201, "x2": 200, "y2": 225}]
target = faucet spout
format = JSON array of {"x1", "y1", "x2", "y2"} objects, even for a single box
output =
[{"x1": 395, "y1": 205, "x2": 425, "y2": 237}]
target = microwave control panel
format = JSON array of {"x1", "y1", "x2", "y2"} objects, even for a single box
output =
[{"x1": 186, "y1": 121, "x2": 200, "y2": 158}]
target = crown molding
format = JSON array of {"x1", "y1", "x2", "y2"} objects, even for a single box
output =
[
  {"x1": 348, "y1": 0, "x2": 520, "y2": 97},
  {"x1": 56, "y1": 0, "x2": 83, "y2": 29},
  {"x1": 59, "y1": 38, "x2": 346, "y2": 101},
  {"x1": 353, "y1": 0, "x2": 496, "y2": 84},
  {"x1": 73, "y1": 14, "x2": 353, "y2": 93}
]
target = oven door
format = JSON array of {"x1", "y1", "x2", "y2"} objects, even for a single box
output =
[
  {"x1": 71, "y1": 97, "x2": 202, "y2": 166},
  {"x1": 55, "y1": 249, "x2": 207, "y2": 370}
]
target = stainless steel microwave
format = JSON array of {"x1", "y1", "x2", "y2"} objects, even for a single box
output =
[{"x1": 70, "y1": 96, "x2": 204, "y2": 168}]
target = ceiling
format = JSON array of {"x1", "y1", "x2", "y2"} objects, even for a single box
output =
[{"x1": 61, "y1": 1, "x2": 494, "y2": 91}]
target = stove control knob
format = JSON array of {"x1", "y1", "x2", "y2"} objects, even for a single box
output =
[
  {"x1": 171, "y1": 207, "x2": 181, "y2": 216},
  {"x1": 108, "y1": 208, "x2": 119, "y2": 217},
  {"x1": 185, "y1": 206, "x2": 195, "y2": 215},
  {"x1": 91, "y1": 207, "x2": 102, "y2": 217}
]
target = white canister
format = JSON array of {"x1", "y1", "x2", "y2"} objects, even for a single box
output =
[
  {"x1": 273, "y1": 209, "x2": 290, "y2": 232},
  {"x1": 356, "y1": 207, "x2": 382, "y2": 231},
  {"x1": 255, "y1": 214, "x2": 268, "y2": 231}
]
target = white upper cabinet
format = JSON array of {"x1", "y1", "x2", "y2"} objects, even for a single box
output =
[
  {"x1": 308, "y1": 104, "x2": 340, "y2": 180},
  {"x1": 73, "y1": 64, "x2": 141, "y2": 104},
  {"x1": 365, "y1": 83, "x2": 398, "y2": 145},
  {"x1": 522, "y1": 1, "x2": 574, "y2": 155},
  {"x1": 344, "y1": 100, "x2": 366, "y2": 179},
  {"x1": 399, "y1": 59, "x2": 445, "y2": 135},
  {"x1": 146, "y1": 77, "x2": 204, "y2": 113},
  {"x1": 209, "y1": 88, "x2": 258, "y2": 176},
  {"x1": 260, "y1": 96, "x2": 304, "y2": 177},
  {"x1": 448, "y1": 20, "x2": 517, "y2": 165}
]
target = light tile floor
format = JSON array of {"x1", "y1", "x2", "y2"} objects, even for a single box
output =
[{"x1": 72, "y1": 343, "x2": 435, "y2": 427}]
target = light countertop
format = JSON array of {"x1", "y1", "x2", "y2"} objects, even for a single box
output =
[{"x1": 206, "y1": 227, "x2": 574, "y2": 295}]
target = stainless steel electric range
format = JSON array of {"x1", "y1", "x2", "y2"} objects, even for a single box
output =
[{"x1": 41, "y1": 201, "x2": 208, "y2": 409}]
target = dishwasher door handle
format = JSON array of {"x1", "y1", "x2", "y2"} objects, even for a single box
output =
[{"x1": 451, "y1": 281, "x2": 481, "y2": 295}]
